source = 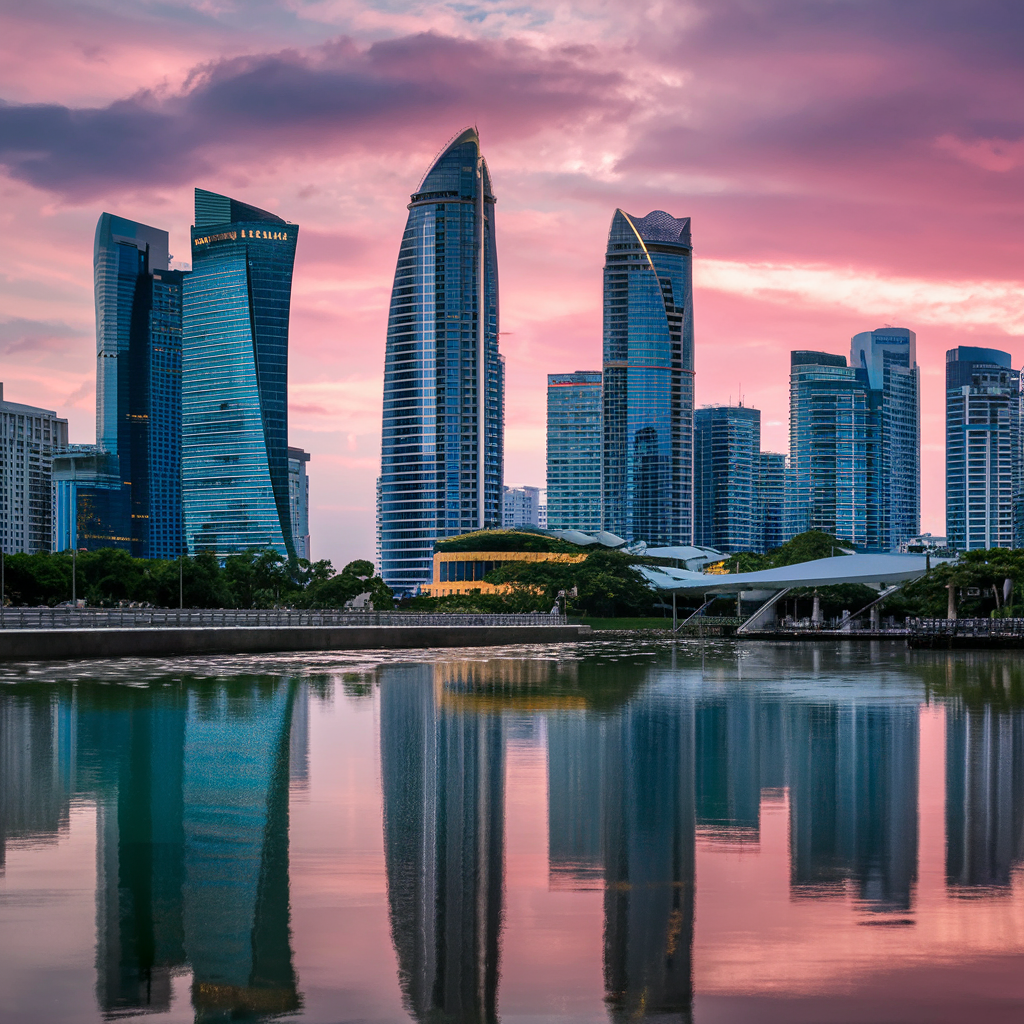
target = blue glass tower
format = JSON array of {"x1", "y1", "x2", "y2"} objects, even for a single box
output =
[
  {"x1": 851, "y1": 327, "x2": 920, "y2": 550},
  {"x1": 789, "y1": 351, "x2": 882, "y2": 549},
  {"x1": 602, "y1": 210, "x2": 694, "y2": 546},
  {"x1": 694, "y1": 404, "x2": 760, "y2": 553},
  {"x1": 182, "y1": 189, "x2": 298, "y2": 559},
  {"x1": 546, "y1": 371, "x2": 602, "y2": 532},
  {"x1": 945, "y1": 347, "x2": 1019, "y2": 550},
  {"x1": 61, "y1": 214, "x2": 185, "y2": 557},
  {"x1": 379, "y1": 128, "x2": 502, "y2": 595}
]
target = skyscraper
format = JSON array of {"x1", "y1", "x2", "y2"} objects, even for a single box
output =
[
  {"x1": 57, "y1": 213, "x2": 184, "y2": 557},
  {"x1": 789, "y1": 351, "x2": 882, "y2": 548},
  {"x1": 287, "y1": 447, "x2": 310, "y2": 561},
  {"x1": 546, "y1": 370, "x2": 602, "y2": 533},
  {"x1": 757, "y1": 452, "x2": 788, "y2": 552},
  {"x1": 182, "y1": 189, "x2": 299, "y2": 559},
  {"x1": 379, "y1": 128, "x2": 502, "y2": 595},
  {"x1": 694, "y1": 404, "x2": 760, "y2": 553},
  {"x1": 0, "y1": 385, "x2": 68, "y2": 554},
  {"x1": 602, "y1": 210, "x2": 694, "y2": 546},
  {"x1": 945, "y1": 347, "x2": 1019, "y2": 550},
  {"x1": 851, "y1": 327, "x2": 920, "y2": 549}
]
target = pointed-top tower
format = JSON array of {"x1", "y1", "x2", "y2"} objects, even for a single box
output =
[
  {"x1": 379, "y1": 129, "x2": 502, "y2": 595},
  {"x1": 602, "y1": 209, "x2": 694, "y2": 546}
]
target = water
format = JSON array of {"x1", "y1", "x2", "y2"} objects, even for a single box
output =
[{"x1": 2, "y1": 639, "x2": 1024, "y2": 1023}]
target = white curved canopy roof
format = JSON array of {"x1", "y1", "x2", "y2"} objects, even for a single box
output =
[{"x1": 639, "y1": 553, "x2": 945, "y2": 595}]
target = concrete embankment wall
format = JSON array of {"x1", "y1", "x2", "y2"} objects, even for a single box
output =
[{"x1": 0, "y1": 624, "x2": 593, "y2": 661}]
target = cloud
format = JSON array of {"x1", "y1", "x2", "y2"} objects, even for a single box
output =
[
  {"x1": 0, "y1": 31, "x2": 628, "y2": 199},
  {"x1": 697, "y1": 259, "x2": 1024, "y2": 336},
  {"x1": 0, "y1": 316, "x2": 86, "y2": 355}
]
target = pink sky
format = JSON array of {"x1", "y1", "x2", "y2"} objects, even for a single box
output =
[{"x1": 2, "y1": 0, "x2": 1023, "y2": 568}]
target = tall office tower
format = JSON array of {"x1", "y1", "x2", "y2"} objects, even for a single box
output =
[
  {"x1": 502, "y1": 485, "x2": 543, "y2": 528},
  {"x1": 757, "y1": 452, "x2": 788, "y2": 552},
  {"x1": 287, "y1": 447, "x2": 310, "y2": 560},
  {"x1": 546, "y1": 370, "x2": 602, "y2": 532},
  {"x1": 851, "y1": 327, "x2": 920, "y2": 549},
  {"x1": 0, "y1": 384, "x2": 68, "y2": 554},
  {"x1": 789, "y1": 351, "x2": 882, "y2": 548},
  {"x1": 182, "y1": 189, "x2": 299, "y2": 559},
  {"x1": 379, "y1": 128, "x2": 502, "y2": 595},
  {"x1": 77, "y1": 213, "x2": 186, "y2": 558},
  {"x1": 694, "y1": 405, "x2": 760, "y2": 552},
  {"x1": 602, "y1": 210, "x2": 694, "y2": 546},
  {"x1": 945, "y1": 347, "x2": 1020, "y2": 550}
]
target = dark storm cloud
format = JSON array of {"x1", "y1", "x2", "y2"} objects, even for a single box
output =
[{"x1": 0, "y1": 32, "x2": 626, "y2": 199}]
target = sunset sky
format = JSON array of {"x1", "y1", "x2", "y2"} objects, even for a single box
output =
[{"x1": 2, "y1": 0, "x2": 1023, "y2": 568}]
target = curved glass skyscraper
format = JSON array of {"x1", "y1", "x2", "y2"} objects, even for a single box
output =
[
  {"x1": 602, "y1": 210, "x2": 694, "y2": 545},
  {"x1": 379, "y1": 128, "x2": 502, "y2": 594},
  {"x1": 182, "y1": 189, "x2": 298, "y2": 559}
]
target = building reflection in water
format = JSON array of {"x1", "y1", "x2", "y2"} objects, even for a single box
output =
[
  {"x1": 379, "y1": 659, "x2": 695, "y2": 1022},
  {"x1": 0, "y1": 677, "x2": 304, "y2": 1022},
  {"x1": 946, "y1": 703, "x2": 1024, "y2": 891},
  {"x1": 380, "y1": 664, "x2": 505, "y2": 1023}
]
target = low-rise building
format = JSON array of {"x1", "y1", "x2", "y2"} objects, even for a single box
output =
[{"x1": 420, "y1": 530, "x2": 587, "y2": 597}]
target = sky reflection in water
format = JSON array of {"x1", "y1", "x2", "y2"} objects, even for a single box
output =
[{"x1": 2, "y1": 640, "x2": 1024, "y2": 1023}]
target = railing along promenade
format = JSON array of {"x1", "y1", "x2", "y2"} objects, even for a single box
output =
[
  {"x1": 908, "y1": 617, "x2": 1024, "y2": 649},
  {"x1": 911, "y1": 617, "x2": 1024, "y2": 637},
  {"x1": 0, "y1": 608, "x2": 568, "y2": 630}
]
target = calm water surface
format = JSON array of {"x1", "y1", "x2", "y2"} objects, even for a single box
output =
[{"x1": 2, "y1": 639, "x2": 1024, "y2": 1023}]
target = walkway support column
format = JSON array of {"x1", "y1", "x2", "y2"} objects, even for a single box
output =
[{"x1": 947, "y1": 583, "x2": 957, "y2": 621}]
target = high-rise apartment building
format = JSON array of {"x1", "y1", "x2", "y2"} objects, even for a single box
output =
[
  {"x1": 0, "y1": 384, "x2": 68, "y2": 554},
  {"x1": 287, "y1": 447, "x2": 310, "y2": 561},
  {"x1": 379, "y1": 128, "x2": 503, "y2": 595},
  {"x1": 602, "y1": 210, "x2": 693, "y2": 546},
  {"x1": 945, "y1": 347, "x2": 1019, "y2": 550},
  {"x1": 502, "y1": 485, "x2": 543, "y2": 528},
  {"x1": 756, "y1": 452, "x2": 788, "y2": 553},
  {"x1": 182, "y1": 189, "x2": 299, "y2": 560},
  {"x1": 789, "y1": 351, "x2": 882, "y2": 548},
  {"x1": 546, "y1": 371, "x2": 602, "y2": 533},
  {"x1": 694, "y1": 405, "x2": 760, "y2": 553},
  {"x1": 851, "y1": 327, "x2": 920, "y2": 549},
  {"x1": 56, "y1": 214, "x2": 185, "y2": 557}
]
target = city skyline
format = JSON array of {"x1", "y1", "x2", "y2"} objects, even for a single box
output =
[{"x1": 1, "y1": 2, "x2": 1020, "y2": 568}]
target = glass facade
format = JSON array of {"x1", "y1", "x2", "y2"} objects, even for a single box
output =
[
  {"x1": 287, "y1": 446, "x2": 311, "y2": 561},
  {"x1": 182, "y1": 189, "x2": 298, "y2": 560},
  {"x1": 602, "y1": 210, "x2": 693, "y2": 546},
  {"x1": 546, "y1": 371, "x2": 602, "y2": 532},
  {"x1": 694, "y1": 405, "x2": 760, "y2": 553},
  {"x1": 945, "y1": 347, "x2": 1019, "y2": 550},
  {"x1": 756, "y1": 452, "x2": 788, "y2": 553},
  {"x1": 379, "y1": 128, "x2": 502, "y2": 595},
  {"x1": 789, "y1": 351, "x2": 882, "y2": 549},
  {"x1": 0, "y1": 387, "x2": 68, "y2": 554},
  {"x1": 851, "y1": 327, "x2": 920, "y2": 550},
  {"x1": 89, "y1": 213, "x2": 184, "y2": 557}
]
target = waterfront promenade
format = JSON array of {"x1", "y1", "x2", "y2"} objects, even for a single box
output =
[{"x1": 0, "y1": 609, "x2": 590, "y2": 660}]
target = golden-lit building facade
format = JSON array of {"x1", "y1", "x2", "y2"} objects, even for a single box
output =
[{"x1": 421, "y1": 549, "x2": 586, "y2": 597}]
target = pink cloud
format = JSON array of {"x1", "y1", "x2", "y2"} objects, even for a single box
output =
[{"x1": 2, "y1": 0, "x2": 1024, "y2": 564}]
